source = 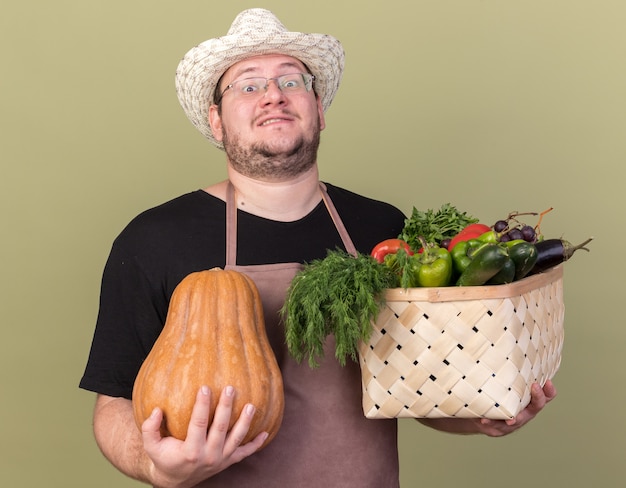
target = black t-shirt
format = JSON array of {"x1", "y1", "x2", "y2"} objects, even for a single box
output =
[{"x1": 79, "y1": 183, "x2": 406, "y2": 398}]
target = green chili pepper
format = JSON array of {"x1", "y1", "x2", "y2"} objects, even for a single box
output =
[
  {"x1": 503, "y1": 238, "x2": 526, "y2": 248},
  {"x1": 477, "y1": 230, "x2": 498, "y2": 244}
]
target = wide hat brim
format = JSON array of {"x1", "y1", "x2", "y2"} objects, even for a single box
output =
[{"x1": 175, "y1": 8, "x2": 345, "y2": 149}]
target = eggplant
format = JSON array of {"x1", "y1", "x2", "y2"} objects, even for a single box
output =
[{"x1": 528, "y1": 237, "x2": 593, "y2": 275}]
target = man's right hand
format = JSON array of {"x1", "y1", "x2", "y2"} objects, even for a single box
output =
[
  {"x1": 93, "y1": 386, "x2": 267, "y2": 488},
  {"x1": 141, "y1": 385, "x2": 268, "y2": 488}
]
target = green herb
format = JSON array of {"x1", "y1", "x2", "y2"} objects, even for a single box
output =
[
  {"x1": 399, "y1": 203, "x2": 478, "y2": 249},
  {"x1": 281, "y1": 249, "x2": 397, "y2": 368}
]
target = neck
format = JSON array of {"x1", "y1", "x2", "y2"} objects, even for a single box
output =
[{"x1": 205, "y1": 165, "x2": 322, "y2": 222}]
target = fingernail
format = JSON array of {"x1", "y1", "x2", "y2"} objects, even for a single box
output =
[
  {"x1": 225, "y1": 385, "x2": 234, "y2": 397},
  {"x1": 246, "y1": 404, "x2": 256, "y2": 416},
  {"x1": 201, "y1": 385, "x2": 210, "y2": 395}
]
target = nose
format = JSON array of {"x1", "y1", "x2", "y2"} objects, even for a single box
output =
[{"x1": 261, "y1": 78, "x2": 286, "y2": 103}]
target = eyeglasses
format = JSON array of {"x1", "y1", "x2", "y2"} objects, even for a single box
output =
[{"x1": 219, "y1": 73, "x2": 315, "y2": 101}]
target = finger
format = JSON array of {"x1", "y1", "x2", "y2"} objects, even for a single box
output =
[
  {"x1": 228, "y1": 430, "x2": 270, "y2": 465},
  {"x1": 142, "y1": 407, "x2": 165, "y2": 447},
  {"x1": 222, "y1": 403, "x2": 259, "y2": 454},
  {"x1": 185, "y1": 386, "x2": 213, "y2": 445},
  {"x1": 505, "y1": 382, "x2": 552, "y2": 427},
  {"x1": 542, "y1": 379, "x2": 558, "y2": 401},
  {"x1": 205, "y1": 386, "x2": 236, "y2": 449},
  {"x1": 528, "y1": 382, "x2": 548, "y2": 411},
  {"x1": 479, "y1": 418, "x2": 513, "y2": 436},
  {"x1": 505, "y1": 384, "x2": 544, "y2": 426}
]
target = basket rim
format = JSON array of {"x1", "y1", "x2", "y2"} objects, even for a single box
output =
[{"x1": 382, "y1": 264, "x2": 563, "y2": 303}]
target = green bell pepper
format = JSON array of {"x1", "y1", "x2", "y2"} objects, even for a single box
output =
[
  {"x1": 451, "y1": 238, "x2": 491, "y2": 275},
  {"x1": 401, "y1": 240, "x2": 453, "y2": 288}
]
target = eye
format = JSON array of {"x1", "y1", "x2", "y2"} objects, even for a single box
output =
[
  {"x1": 280, "y1": 75, "x2": 303, "y2": 90},
  {"x1": 236, "y1": 78, "x2": 263, "y2": 94},
  {"x1": 240, "y1": 83, "x2": 259, "y2": 94}
]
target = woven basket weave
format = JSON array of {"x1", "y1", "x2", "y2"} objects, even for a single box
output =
[{"x1": 358, "y1": 265, "x2": 564, "y2": 420}]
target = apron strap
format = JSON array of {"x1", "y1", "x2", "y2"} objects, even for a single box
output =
[
  {"x1": 225, "y1": 182, "x2": 238, "y2": 267},
  {"x1": 319, "y1": 182, "x2": 358, "y2": 257},
  {"x1": 225, "y1": 181, "x2": 358, "y2": 266}
]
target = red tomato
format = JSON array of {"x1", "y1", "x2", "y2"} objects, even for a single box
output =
[{"x1": 370, "y1": 238, "x2": 413, "y2": 263}]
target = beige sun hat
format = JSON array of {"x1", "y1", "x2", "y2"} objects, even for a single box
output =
[{"x1": 175, "y1": 8, "x2": 345, "y2": 149}]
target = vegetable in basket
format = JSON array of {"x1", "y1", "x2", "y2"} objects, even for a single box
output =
[
  {"x1": 283, "y1": 207, "x2": 593, "y2": 368},
  {"x1": 450, "y1": 239, "x2": 493, "y2": 275},
  {"x1": 452, "y1": 239, "x2": 538, "y2": 286},
  {"x1": 456, "y1": 244, "x2": 510, "y2": 286},
  {"x1": 409, "y1": 243, "x2": 453, "y2": 287},
  {"x1": 389, "y1": 240, "x2": 453, "y2": 288},
  {"x1": 507, "y1": 240, "x2": 538, "y2": 280},
  {"x1": 399, "y1": 204, "x2": 479, "y2": 249},
  {"x1": 447, "y1": 223, "x2": 493, "y2": 251},
  {"x1": 281, "y1": 249, "x2": 397, "y2": 368},
  {"x1": 485, "y1": 256, "x2": 516, "y2": 285},
  {"x1": 528, "y1": 237, "x2": 593, "y2": 275},
  {"x1": 370, "y1": 238, "x2": 413, "y2": 263}
]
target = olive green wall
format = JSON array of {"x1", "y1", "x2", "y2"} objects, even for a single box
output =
[{"x1": 2, "y1": 1, "x2": 623, "y2": 486}]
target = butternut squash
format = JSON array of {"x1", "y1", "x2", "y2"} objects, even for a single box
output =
[{"x1": 132, "y1": 268, "x2": 284, "y2": 449}]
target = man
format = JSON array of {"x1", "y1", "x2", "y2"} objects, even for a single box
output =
[{"x1": 80, "y1": 9, "x2": 556, "y2": 488}]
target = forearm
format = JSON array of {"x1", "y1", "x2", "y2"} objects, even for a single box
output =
[
  {"x1": 417, "y1": 417, "x2": 485, "y2": 435},
  {"x1": 417, "y1": 381, "x2": 557, "y2": 437},
  {"x1": 91, "y1": 387, "x2": 269, "y2": 488},
  {"x1": 93, "y1": 394, "x2": 154, "y2": 484}
]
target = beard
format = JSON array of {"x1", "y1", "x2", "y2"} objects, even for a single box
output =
[{"x1": 222, "y1": 117, "x2": 321, "y2": 180}]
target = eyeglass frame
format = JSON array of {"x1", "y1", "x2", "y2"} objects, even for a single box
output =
[{"x1": 214, "y1": 72, "x2": 315, "y2": 106}]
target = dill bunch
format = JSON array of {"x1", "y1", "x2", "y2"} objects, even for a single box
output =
[{"x1": 281, "y1": 249, "x2": 397, "y2": 368}]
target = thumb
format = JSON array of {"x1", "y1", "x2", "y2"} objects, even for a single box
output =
[{"x1": 141, "y1": 407, "x2": 164, "y2": 446}]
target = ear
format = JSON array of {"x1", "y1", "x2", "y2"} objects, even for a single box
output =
[{"x1": 208, "y1": 105, "x2": 224, "y2": 142}]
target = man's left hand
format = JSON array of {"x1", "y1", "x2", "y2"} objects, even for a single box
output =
[
  {"x1": 475, "y1": 380, "x2": 557, "y2": 437},
  {"x1": 418, "y1": 380, "x2": 557, "y2": 436}
]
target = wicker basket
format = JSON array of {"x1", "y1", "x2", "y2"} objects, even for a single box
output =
[{"x1": 358, "y1": 265, "x2": 564, "y2": 420}]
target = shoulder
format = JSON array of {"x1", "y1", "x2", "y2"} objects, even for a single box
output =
[
  {"x1": 116, "y1": 191, "x2": 220, "y2": 241},
  {"x1": 104, "y1": 190, "x2": 227, "y2": 295},
  {"x1": 130, "y1": 190, "x2": 220, "y2": 226},
  {"x1": 107, "y1": 190, "x2": 225, "y2": 259}
]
